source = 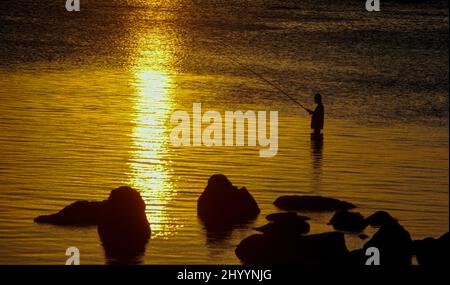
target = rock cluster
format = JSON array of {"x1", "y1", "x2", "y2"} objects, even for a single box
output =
[{"x1": 35, "y1": 186, "x2": 151, "y2": 258}]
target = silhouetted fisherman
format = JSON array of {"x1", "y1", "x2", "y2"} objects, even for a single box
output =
[{"x1": 306, "y1": 93, "x2": 324, "y2": 138}]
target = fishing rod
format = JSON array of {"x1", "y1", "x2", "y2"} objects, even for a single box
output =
[{"x1": 215, "y1": 40, "x2": 310, "y2": 112}]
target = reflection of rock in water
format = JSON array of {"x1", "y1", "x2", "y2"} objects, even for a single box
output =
[
  {"x1": 203, "y1": 220, "x2": 257, "y2": 244},
  {"x1": 105, "y1": 251, "x2": 146, "y2": 265},
  {"x1": 203, "y1": 220, "x2": 257, "y2": 261},
  {"x1": 203, "y1": 222, "x2": 234, "y2": 244}
]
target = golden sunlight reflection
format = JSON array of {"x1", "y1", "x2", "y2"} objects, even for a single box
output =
[{"x1": 128, "y1": 30, "x2": 180, "y2": 238}]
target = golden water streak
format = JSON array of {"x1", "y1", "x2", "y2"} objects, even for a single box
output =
[{"x1": 128, "y1": 28, "x2": 179, "y2": 238}]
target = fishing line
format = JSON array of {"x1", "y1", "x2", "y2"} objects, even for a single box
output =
[{"x1": 213, "y1": 39, "x2": 309, "y2": 112}]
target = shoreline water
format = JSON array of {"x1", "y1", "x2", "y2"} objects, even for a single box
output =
[{"x1": 0, "y1": 115, "x2": 447, "y2": 264}]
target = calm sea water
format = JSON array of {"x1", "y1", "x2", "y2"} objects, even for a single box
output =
[{"x1": 0, "y1": 0, "x2": 448, "y2": 264}]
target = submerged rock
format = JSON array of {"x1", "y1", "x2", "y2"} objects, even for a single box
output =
[
  {"x1": 98, "y1": 186, "x2": 151, "y2": 256},
  {"x1": 197, "y1": 174, "x2": 260, "y2": 226},
  {"x1": 236, "y1": 231, "x2": 349, "y2": 265},
  {"x1": 329, "y1": 209, "x2": 367, "y2": 232},
  {"x1": 413, "y1": 232, "x2": 449, "y2": 266},
  {"x1": 34, "y1": 200, "x2": 104, "y2": 226},
  {"x1": 274, "y1": 195, "x2": 355, "y2": 211}
]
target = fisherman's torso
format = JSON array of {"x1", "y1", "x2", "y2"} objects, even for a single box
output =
[{"x1": 311, "y1": 104, "x2": 324, "y2": 130}]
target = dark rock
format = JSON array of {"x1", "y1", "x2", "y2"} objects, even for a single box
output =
[
  {"x1": 274, "y1": 195, "x2": 355, "y2": 211},
  {"x1": 365, "y1": 210, "x2": 397, "y2": 227},
  {"x1": 348, "y1": 248, "x2": 366, "y2": 265},
  {"x1": 254, "y1": 222, "x2": 310, "y2": 236},
  {"x1": 256, "y1": 212, "x2": 310, "y2": 236},
  {"x1": 98, "y1": 186, "x2": 151, "y2": 256},
  {"x1": 34, "y1": 186, "x2": 151, "y2": 261},
  {"x1": 34, "y1": 200, "x2": 104, "y2": 226},
  {"x1": 356, "y1": 211, "x2": 412, "y2": 266},
  {"x1": 255, "y1": 221, "x2": 310, "y2": 236},
  {"x1": 413, "y1": 232, "x2": 449, "y2": 266},
  {"x1": 236, "y1": 231, "x2": 349, "y2": 265},
  {"x1": 329, "y1": 209, "x2": 367, "y2": 232},
  {"x1": 197, "y1": 174, "x2": 260, "y2": 226}
]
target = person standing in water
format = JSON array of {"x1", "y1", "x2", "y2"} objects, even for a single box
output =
[{"x1": 306, "y1": 93, "x2": 324, "y2": 137}]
